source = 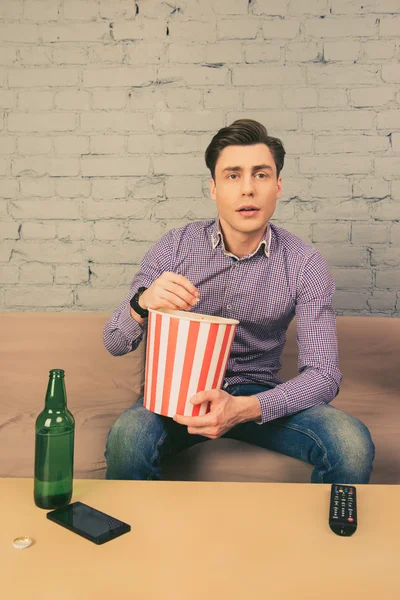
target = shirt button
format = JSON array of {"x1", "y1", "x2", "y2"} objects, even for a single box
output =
[{"x1": 227, "y1": 305, "x2": 232, "y2": 310}]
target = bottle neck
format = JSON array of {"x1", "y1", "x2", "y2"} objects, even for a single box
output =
[{"x1": 45, "y1": 374, "x2": 67, "y2": 410}]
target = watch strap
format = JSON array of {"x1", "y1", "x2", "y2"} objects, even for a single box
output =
[{"x1": 129, "y1": 286, "x2": 148, "y2": 318}]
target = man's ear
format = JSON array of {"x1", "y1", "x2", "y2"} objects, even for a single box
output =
[
  {"x1": 276, "y1": 176, "x2": 282, "y2": 200},
  {"x1": 209, "y1": 177, "x2": 216, "y2": 200}
]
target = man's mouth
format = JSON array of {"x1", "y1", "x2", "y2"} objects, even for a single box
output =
[{"x1": 236, "y1": 205, "x2": 260, "y2": 214}]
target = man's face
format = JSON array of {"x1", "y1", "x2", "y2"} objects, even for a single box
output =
[{"x1": 209, "y1": 143, "x2": 282, "y2": 237}]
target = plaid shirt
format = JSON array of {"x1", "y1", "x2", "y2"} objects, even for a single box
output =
[{"x1": 104, "y1": 219, "x2": 342, "y2": 424}]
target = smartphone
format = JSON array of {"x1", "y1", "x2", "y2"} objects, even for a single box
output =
[{"x1": 46, "y1": 501, "x2": 131, "y2": 545}]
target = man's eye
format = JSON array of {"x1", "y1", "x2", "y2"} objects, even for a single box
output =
[
  {"x1": 256, "y1": 173, "x2": 267, "y2": 179},
  {"x1": 228, "y1": 174, "x2": 238, "y2": 179}
]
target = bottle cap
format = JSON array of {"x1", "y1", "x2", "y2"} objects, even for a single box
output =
[{"x1": 13, "y1": 536, "x2": 33, "y2": 549}]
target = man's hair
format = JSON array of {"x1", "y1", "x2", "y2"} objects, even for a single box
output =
[{"x1": 205, "y1": 119, "x2": 285, "y2": 181}]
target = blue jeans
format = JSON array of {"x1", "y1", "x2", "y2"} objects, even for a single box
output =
[{"x1": 105, "y1": 383, "x2": 375, "y2": 484}]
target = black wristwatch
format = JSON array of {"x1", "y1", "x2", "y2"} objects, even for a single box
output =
[{"x1": 129, "y1": 286, "x2": 148, "y2": 318}]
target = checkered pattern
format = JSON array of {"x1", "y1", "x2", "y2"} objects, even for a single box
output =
[{"x1": 104, "y1": 219, "x2": 342, "y2": 424}]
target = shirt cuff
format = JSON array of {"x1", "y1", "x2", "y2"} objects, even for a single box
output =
[
  {"x1": 119, "y1": 302, "x2": 145, "y2": 350},
  {"x1": 254, "y1": 386, "x2": 288, "y2": 424}
]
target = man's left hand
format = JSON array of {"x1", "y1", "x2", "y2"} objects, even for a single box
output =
[{"x1": 173, "y1": 389, "x2": 242, "y2": 439}]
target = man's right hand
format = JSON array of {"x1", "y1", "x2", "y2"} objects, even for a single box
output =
[{"x1": 139, "y1": 272, "x2": 199, "y2": 313}]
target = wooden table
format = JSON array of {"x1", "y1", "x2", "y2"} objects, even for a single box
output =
[{"x1": 1, "y1": 478, "x2": 398, "y2": 599}]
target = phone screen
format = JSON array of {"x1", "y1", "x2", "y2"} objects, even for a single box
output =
[{"x1": 47, "y1": 501, "x2": 131, "y2": 544}]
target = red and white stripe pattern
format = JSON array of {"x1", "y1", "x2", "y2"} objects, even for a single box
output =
[{"x1": 144, "y1": 309, "x2": 238, "y2": 417}]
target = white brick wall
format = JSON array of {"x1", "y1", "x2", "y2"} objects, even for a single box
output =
[{"x1": 0, "y1": 0, "x2": 399, "y2": 316}]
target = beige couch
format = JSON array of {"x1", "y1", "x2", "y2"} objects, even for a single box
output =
[{"x1": 1, "y1": 313, "x2": 399, "y2": 484}]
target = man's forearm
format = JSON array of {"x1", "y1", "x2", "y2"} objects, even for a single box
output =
[
  {"x1": 236, "y1": 395, "x2": 262, "y2": 424},
  {"x1": 255, "y1": 366, "x2": 342, "y2": 424},
  {"x1": 104, "y1": 301, "x2": 145, "y2": 356}
]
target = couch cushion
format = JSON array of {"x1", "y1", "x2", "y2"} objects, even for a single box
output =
[{"x1": 0, "y1": 313, "x2": 144, "y2": 478}]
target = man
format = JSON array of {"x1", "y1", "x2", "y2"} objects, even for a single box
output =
[{"x1": 103, "y1": 119, "x2": 375, "y2": 483}]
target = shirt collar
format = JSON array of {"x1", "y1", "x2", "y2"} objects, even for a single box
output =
[{"x1": 210, "y1": 217, "x2": 271, "y2": 259}]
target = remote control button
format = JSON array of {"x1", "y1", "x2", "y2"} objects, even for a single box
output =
[{"x1": 348, "y1": 518, "x2": 354, "y2": 523}]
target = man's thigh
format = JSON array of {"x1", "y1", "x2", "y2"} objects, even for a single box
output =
[{"x1": 225, "y1": 402, "x2": 373, "y2": 466}]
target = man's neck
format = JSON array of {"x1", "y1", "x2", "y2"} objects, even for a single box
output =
[{"x1": 218, "y1": 219, "x2": 268, "y2": 259}]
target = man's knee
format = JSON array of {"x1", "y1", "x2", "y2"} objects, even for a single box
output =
[
  {"x1": 344, "y1": 418, "x2": 374, "y2": 471},
  {"x1": 301, "y1": 404, "x2": 375, "y2": 483},
  {"x1": 105, "y1": 401, "x2": 166, "y2": 479},
  {"x1": 322, "y1": 408, "x2": 375, "y2": 481},
  {"x1": 109, "y1": 402, "x2": 164, "y2": 450}
]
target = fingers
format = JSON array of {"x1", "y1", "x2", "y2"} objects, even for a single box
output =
[
  {"x1": 190, "y1": 389, "x2": 220, "y2": 405},
  {"x1": 162, "y1": 272, "x2": 198, "y2": 299},
  {"x1": 174, "y1": 412, "x2": 222, "y2": 439},
  {"x1": 187, "y1": 427, "x2": 219, "y2": 440},
  {"x1": 156, "y1": 298, "x2": 185, "y2": 311},
  {"x1": 152, "y1": 289, "x2": 192, "y2": 311},
  {"x1": 160, "y1": 281, "x2": 198, "y2": 310},
  {"x1": 173, "y1": 413, "x2": 212, "y2": 427},
  {"x1": 146, "y1": 272, "x2": 199, "y2": 311}
]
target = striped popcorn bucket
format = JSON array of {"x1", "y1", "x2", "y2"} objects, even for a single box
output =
[{"x1": 144, "y1": 308, "x2": 239, "y2": 417}]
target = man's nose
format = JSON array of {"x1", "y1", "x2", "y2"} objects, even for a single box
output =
[{"x1": 242, "y1": 176, "x2": 255, "y2": 196}]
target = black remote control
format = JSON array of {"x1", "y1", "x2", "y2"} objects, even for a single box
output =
[{"x1": 329, "y1": 484, "x2": 357, "y2": 536}]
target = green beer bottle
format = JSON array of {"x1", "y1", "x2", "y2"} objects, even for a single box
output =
[{"x1": 34, "y1": 369, "x2": 75, "y2": 509}]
